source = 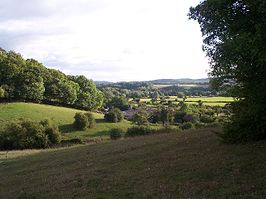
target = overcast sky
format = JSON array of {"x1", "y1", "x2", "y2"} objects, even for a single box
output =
[{"x1": 0, "y1": 0, "x2": 209, "y2": 82}]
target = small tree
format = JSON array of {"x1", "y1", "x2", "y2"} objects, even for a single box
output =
[
  {"x1": 104, "y1": 108, "x2": 123, "y2": 123},
  {"x1": 73, "y1": 112, "x2": 95, "y2": 130},
  {"x1": 132, "y1": 110, "x2": 149, "y2": 125}
]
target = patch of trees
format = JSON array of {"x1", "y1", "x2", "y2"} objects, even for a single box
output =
[
  {"x1": 0, "y1": 119, "x2": 61, "y2": 150},
  {"x1": 189, "y1": 0, "x2": 266, "y2": 142},
  {"x1": 0, "y1": 48, "x2": 103, "y2": 110},
  {"x1": 129, "y1": 103, "x2": 229, "y2": 130}
]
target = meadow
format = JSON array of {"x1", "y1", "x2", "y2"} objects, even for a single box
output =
[
  {"x1": 138, "y1": 96, "x2": 234, "y2": 107},
  {"x1": 0, "y1": 102, "x2": 131, "y2": 141},
  {"x1": 0, "y1": 129, "x2": 265, "y2": 198}
]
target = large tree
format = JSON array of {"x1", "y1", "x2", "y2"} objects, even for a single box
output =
[{"x1": 189, "y1": 0, "x2": 266, "y2": 142}]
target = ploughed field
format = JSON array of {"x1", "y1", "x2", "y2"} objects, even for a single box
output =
[{"x1": 0, "y1": 129, "x2": 265, "y2": 198}]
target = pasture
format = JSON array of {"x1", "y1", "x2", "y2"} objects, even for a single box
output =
[
  {"x1": 0, "y1": 102, "x2": 131, "y2": 141},
  {"x1": 0, "y1": 129, "x2": 265, "y2": 198},
  {"x1": 137, "y1": 96, "x2": 234, "y2": 107}
]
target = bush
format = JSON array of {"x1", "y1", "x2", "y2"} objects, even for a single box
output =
[
  {"x1": 73, "y1": 112, "x2": 95, "y2": 130},
  {"x1": 126, "y1": 126, "x2": 153, "y2": 137},
  {"x1": 200, "y1": 115, "x2": 215, "y2": 123},
  {"x1": 194, "y1": 122, "x2": 206, "y2": 129},
  {"x1": 110, "y1": 128, "x2": 124, "y2": 140},
  {"x1": 183, "y1": 113, "x2": 198, "y2": 123},
  {"x1": 104, "y1": 108, "x2": 123, "y2": 123},
  {"x1": 0, "y1": 119, "x2": 61, "y2": 150},
  {"x1": 174, "y1": 111, "x2": 186, "y2": 123},
  {"x1": 85, "y1": 112, "x2": 96, "y2": 128},
  {"x1": 180, "y1": 122, "x2": 194, "y2": 130},
  {"x1": 60, "y1": 138, "x2": 83, "y2": 145},
  {"x1": 132, "y1": 110, "x2": 149, "y2": 125},
  {"x1": 40, "y1": 119, "x2": 61, "y2": 144}
]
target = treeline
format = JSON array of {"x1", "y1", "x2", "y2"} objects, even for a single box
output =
[{"x1": 0, "y1": 48, "x2": 103, "y2": 110}]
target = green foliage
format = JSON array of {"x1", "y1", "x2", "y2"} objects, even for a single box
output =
[
  {"x1": 126, "y1": 126, "x2": 153, "y2": 137},
  {"x1": 180, "y1": 122, "x2": 194, "y2": 130},
  {"x1": 0, "y1": 119, "x2": 61, "y2": 150},
  {"x1": 107, "y1": 96, "x2": 129, "y2": 111},
  {"x1": 200, "y1": 115, "x2": 215, "y2": 123},
  {"x1": 84, "y1": 112, "x2": 96, "y2": 128},
  {"x1": 0, "y1": 87, "x2": 4, "y2": 98},
  {"x1": 109, "y1": 128, "x2": 124, "y2": 140},
  {"x1": 189, "y1": 0, "x2": 266, "y2": 142},
  {"x1": 40, "y1": 119, "x2": 61, "y2": 144},
  {"x1": 132, "y1": 110, "x2": 149, "y2": 125},
  {"x1": 73, "y1": 112, "x2": 95, "y2": 130},
  {"x1": 104, "y1": 108, "x2": 123, "y2": 123},
  {"x1": 159, "y1": 108, "x2": 174, "y2": 126},
  {"x1": 0, "y1": 49, "x2": 103, "y2": 110}
]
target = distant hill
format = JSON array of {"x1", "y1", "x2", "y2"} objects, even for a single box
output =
[
  {"x1": 95, "y1": 78, "x2": 209, "y2": 86},
  {"x1": 148, "y1": 78, "x2": 209, "y2": 85}
]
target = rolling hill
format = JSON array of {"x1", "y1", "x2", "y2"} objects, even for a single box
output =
[{"x1": 0, "y1": 102, "x2": 131, "y2": 141}]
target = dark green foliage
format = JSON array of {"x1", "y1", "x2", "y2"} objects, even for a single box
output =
[
  {"x1": 189, "y1": 0, "x2": 266, "y2": 142},
  {"x1": 159, "y1": 108, "x2": 174, "y2": 126},
  {"x1": 40, "y1": 119, "x2": 61, "y2": 144},
  {"x1": 110, "y1": 128, "x2": 124, "y2": 140},
  {"x1": 0, "y1": 119, "x2": 61, "y2": 150},
  {"x1": 174, "y1": 111, "x2": 187, "y2": 123},
  {"x1": 132, "y1": 110, "x2": 149, "y2": 125},
  {"x1": 180, "y1": 122, "x2": 194, "y2": 130},
  {"x1": 0, "y1": 48, "x2": 103, "y2": 110},
  {"x1": 194, "y1": 122, "x2": 206, "y2": 129},
  {"x1": 60, "y1": 138, "x2": 83, "y2": 145},
  {"x1": 107, "y1": 96, "x2": 129, "y2": 111},
  {"x1": 200, "y1": 115, "x2": 215, "y2": 123},
  {"x1": 104, "y1": 108, "x2": 123, "y2": 123},
  {"x1": 126, "y1": 126, "x2": 153, "y2": 137},
  {"x1": 0, "y1": 87, "x2": 4, "y2": 98},
  {"x1": 73, "y1": 112, "x2": 95, "y2": 130},
  {"x1": 84, "y1": 112, "x2": 96, "y2": 128}
]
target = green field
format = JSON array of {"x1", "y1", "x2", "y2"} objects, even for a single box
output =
[
  {"x1": 0, "y1": 103, "x2": 132, "y2": 141},
  {"x1": 0, "y1": 129, "x2": 265, "y2": 198},
  {"x1": 135, "y1": 96, "x2": 234, "y2": 107}
]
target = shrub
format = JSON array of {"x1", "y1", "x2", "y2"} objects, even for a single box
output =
[
  {"x1": 73, "y1": 112, "x2": 95, "y2": 130},
  {"x1": 180, "y1": 122, "x2": 194, "y2": 130},
  {"x1": 126, "y1": 126, "x2": 153, "y2": 137},
  {"x1": 104, "y1": 108, "x2": 123, "y2": 123},
  {"x1": 200, "y1": 115, "x2": 215, "y2": 123},
  {"x1": 110, "y1": 128, "x2": 124, "y2": 140},
  {"x1": 40, "y1": 119, "x2": 61, "y2": 144},
  {"x1": 183, "y1": 113, "x2": 198, "y2": 123},
  {"x1": 0, "y1": 119, "x2": 61, "y2": 150},
  {"x1": 85, "y1": 112, "x2": 96, "y2": 128},
  {"x1": 174, "y1": 111, "x2": 186, "y2": 123},
  {"x1": 60, "y1": 138, "x2": 83, "y2": 145},
  {"x1": 194, "y1": 122, "x2": 206, "y2": 129},
  {"x1": 132, "y1": 110, "x2": 149, "y2": 125}
]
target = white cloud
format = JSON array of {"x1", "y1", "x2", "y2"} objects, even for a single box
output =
[{"x1": 0, "y1": 0, "x2": 208, "y2": 82}]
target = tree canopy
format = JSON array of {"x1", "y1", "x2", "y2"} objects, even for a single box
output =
[
  {"x1": 189, "y1": 0, "x2": 266, "y2": 142},
  {"x1": 0, "y1": 48, "x2": 103, "y2": 110}
]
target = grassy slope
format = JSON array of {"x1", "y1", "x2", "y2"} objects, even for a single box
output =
[
  {"x1": 0, "y1": 102, "x2": 131, "y2": 140},
  {"x1": 0, "y1": 129, "x2": 265, "y2": 199}
]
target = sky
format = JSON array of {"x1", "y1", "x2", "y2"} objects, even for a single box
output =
[{"x1": 0, "y1": 0, "x2": 209, "y2": 82}]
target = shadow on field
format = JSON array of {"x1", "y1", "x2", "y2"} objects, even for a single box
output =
[{"x1": 95, "y1": 118, "x2": 105, "y2": 123}]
